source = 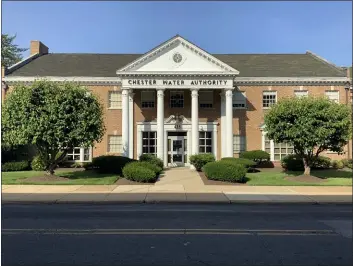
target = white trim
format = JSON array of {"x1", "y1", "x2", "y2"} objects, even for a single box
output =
[
  {"x1": 3, "y1": 76, "x2": 121, "y2": 85},
  {"x1": 117, "y1": 35, "x2": 239, "y2": 73},
  {"x1": 128, "y1": 92, "x2": 134, "y2": 159},
  {"x1": 6, "y1": 53, "x2": 41, "y2": 73},
  {"x1": 220, "y1": 92, "x2": 226, "y2": 158},
  {"x1": 235, "y1": 77, "x2": 349, "y2": 85}
]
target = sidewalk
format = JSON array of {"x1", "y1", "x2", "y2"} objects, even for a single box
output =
[{"x1": 2, "y1": 168, "x2": 352, "y2": 204}]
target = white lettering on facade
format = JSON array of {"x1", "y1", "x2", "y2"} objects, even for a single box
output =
[{"x1": 127, "y1": 79, "x2": 228, "y2": 87}]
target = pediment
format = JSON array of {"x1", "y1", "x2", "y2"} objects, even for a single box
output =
[
  {"x1": 164, "y1": 114, "x2": 191, "y2": 124},
  {"x1": 117, "y1": 35, "x2": 239, "y2": 74}
]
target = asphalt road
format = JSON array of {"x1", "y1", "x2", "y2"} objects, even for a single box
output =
[{"x1": 2, "y1": 204, "x2": 352, "y2": 266}]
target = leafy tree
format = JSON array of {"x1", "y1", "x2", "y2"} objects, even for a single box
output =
[
  {"x1": 1, "y1": 34, "x2": 28, "y2": 68},
  {"x1": 264, "y1": 96, "x2": 351, "y2": 175},
  {"x1": 2, "y1": 80, "x2": 105, "y2": 175}
]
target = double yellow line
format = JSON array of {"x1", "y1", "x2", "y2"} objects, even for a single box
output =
[{"x1": 2, "y1": 228, "x2": 338, "y2": 236}]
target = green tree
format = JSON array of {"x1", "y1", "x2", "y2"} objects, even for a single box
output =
[
  {"x1": 1, "y1": 34, "x2": 28, "y2": 68},
  {"x1": 2, "y1": 80, "x2": 105, "y2": 175},
  {"x1": 264, "y1": 96, "x2": 351, "y2": 175}
]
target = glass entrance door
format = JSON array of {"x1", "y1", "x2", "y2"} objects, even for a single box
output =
[{"x1": 168, "y1": 136, "x2": 185, "y2": 167}]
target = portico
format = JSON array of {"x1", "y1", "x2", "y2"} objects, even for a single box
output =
[{"x1": 115, "y1": 35, "x2": 239, "y2": 167}]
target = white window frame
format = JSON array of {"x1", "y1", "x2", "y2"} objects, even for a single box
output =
[
  {"x1": 66, "y1": 147, "x2": 92, "y2": 162},
  {"x1": 262, "y1": 91, "x2": 277, "y2": 109},
  {"x1": 199, "y1": 91, "x2": 213, "y2": 108},
  {"x1": 108, "y1": 135, "x2": 122, "y2": 153},
  {"x1": 141, "y1": 91, "x2": 155, "y2": 108},
  {"x1": 325, "y1": 90, "x2": 339, "y2": 103},
  {"x1": 199, "y1": 131, "x2": 212, "y2": 153},
  {"x1": 233, "y1": 135, "x2": 246, "y2": 153},
  {"x1": 294, "y1": 90, "x2": 308, "y2": 98},
  {"x1": 170, "y1": 91, "x2": 184, "y2": 108},
  {"x1": 108, "y1": 91, "x2": 122, "y2": 109},
  {"x1": 142, "y1": 131, "x2": 157, "y2": 155},
  {"x1": 262, "y1": 132, "x2": 294, "y2": 161},
  {"x1": 233, "y1": 91, "x2": 247, "y2": 109}
]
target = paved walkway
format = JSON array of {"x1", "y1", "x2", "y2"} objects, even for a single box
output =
[{"x1": 2, "y1": 168, "x2": 352, "y2": 204}]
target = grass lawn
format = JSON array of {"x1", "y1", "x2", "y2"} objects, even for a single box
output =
[
  {"x1": 2, "y1": 170, "x2": 119, "y2": 185},
  {"x1": 246, "y1": 168, "x2": 352, "y2": 186}
]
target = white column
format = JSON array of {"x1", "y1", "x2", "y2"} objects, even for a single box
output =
[
  {"x1": 121, "y1": 88, "x2": 130, "y2": 157},
  {"x1": 128, "y1": 92, "x2": 134, "y2": 159},
  {"x1": 191, "y1": 89, "x2": 199, "y2": 155},
  {"x1": 220, "y1": 91, "x2": 226, "y2": 158},
  {"x1": 225, "y1": 88, "x2": 234, "y2": 157},
  {"x1": 157, "y1": 89, "x2": 165, "y2": 160}
]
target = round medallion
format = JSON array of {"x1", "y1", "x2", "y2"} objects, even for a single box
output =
[{"x1": 173, "y1": 53, "x2": 182, "y2": 63}]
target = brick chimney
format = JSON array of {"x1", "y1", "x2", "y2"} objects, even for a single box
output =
[{"x1": 30, "y1": 40, "x2": 49, "y2": 56}]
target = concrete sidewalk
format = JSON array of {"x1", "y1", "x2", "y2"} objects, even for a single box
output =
[
  {"x1": 2, "y1": 184, "x2": 352, "y2": 204},
  {"x1": 2, "y1": 168, "x2": 352, "y2": 204}
]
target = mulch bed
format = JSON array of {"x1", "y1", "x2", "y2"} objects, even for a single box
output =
[
  {"x1": 115, "y1": 174, "x2": 163, "y2": 185},
  {"x1": 22, "y1": 175, "x2": 70, "y2": 183},
  {"x1": 198, "y1": 171, "x2": 247, "y2": 186},
  {"x1": 285, "y1": 175, "x2": 327, "y2": 183}
]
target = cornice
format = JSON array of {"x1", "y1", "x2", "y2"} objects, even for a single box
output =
[
  {"x1": 3, "y1": 76, "x2": 121, "y2": 85},
  {"x1": 234, "y1": 77, "x2": 350, "y2": 86}
]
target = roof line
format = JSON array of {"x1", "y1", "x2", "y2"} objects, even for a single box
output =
[
  {"x1": 306, "y1": 51, "x2": 346, "y2": 75},
  {"x1": 5, "y1": 53, "x2": 41, "y2": 75}
]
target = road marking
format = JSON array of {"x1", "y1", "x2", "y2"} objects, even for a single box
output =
[{"x1": 2, "y1": 228, "x2": 338, "y2": 236}]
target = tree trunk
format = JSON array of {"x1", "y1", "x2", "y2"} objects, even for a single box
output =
[
  {"x1": 303, "y1": 158, "x2": 311, "y2": 176},
  {"x1": 46, "y1": 164, "x2": 56, "y2": 176}
]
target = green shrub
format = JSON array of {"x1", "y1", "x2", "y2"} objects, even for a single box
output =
[
  {"x1": 2, "y1": 161, "x2": 30, "y2": 172},
  {"x1": 331, "y1": 160, "x2": 344, "y2": 169},
  {"x1": 220, "y1": 157, "x2": 256, "y2": 168},
  {"x1": 139, "y1": 154, "x2": 164, "y2": 169},
  {"x1": 136, "y1": 161, "x2": 162, "y2": 175},
  {"x1": 122, "y1": 162, "x2": 157, "y2": 183},
  {"x1": 239, "y1": 150, "x2": 270, "y2": 164},
  {"x1": 31, "y1": 155, "x2": 46, "y2": 171},
  {"x1": 82, "y1": 162, "x2": 94, "y2": 170},
  {"x1": 341, "y1": 159, "x2": 352, "y2": 169},
  {"x1": 281, "y1": 154, "x2": 304, "y2": 171},
  {"x1": 203, "y1": 161, "x2": 247, "y2": 183},
  {"x1": 189, "y1": 153, "x2": 215, "y2": 171},
  {"x1": 70, "y1": 162, "x2": 82, "y2": 168},
  {"x1": 91, "y1": 155, "x2": 136, "y2": 175},
  {"x1": 312, "y1": 156, "x2": 331, "y2": 169}
]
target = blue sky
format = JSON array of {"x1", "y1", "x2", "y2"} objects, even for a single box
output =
[{"x1": 2, "y1": 1, "x2": 352, "y2": 66}]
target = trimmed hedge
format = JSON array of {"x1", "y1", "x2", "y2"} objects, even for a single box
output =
[
  {"x1": 220, "y1": 157, "x2": 256, "y2": 168},
  {"x1": 139, "y1": 154, "x2": 164, "y2": 169},
  {"x1": 2, "y1": 161, "x2": 30, "y2": 172},
  {"x1": 135, "y1": 161, "x2": 162, "y2": 175},
  {"x1": 341, "y1": 159, "x2": 353, "y2": 169},
  {"x1": 92, "y1": 155, "x2": 136, "y2": 175},
  {"x1": 312, "y1": 156, "x2": 331, "y2": 169},
  {"x1": 122, "y1": 162, "x2": 157, "y2": 183},
  {"x1": 331, "y1": 160, "x2": 344, "y2": 169},
  {"x1": 203, "y1": 161, "x2": 247, "y2": 183},
  {"x1": 31, "y1": 155, "x2": 46, "y2": 171},
  {"x1": 281, "y1": 155, "x2": 332, "y2": 171},
  {"x1": 189, "y1": 153, "x2": 215, "y2": 171},
  {"x1": 239, "y1": 150, "x2": 270, "y2": 164}
]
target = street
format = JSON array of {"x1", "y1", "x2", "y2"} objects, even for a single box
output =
[{"x1": 2, "y1": 204, "x2": 352, "y2": 266}]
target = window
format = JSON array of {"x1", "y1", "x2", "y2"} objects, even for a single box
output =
[
  {"x1": 273, "y1": 141, "x2": 294, "y2": 161},
  {"x1": 108, "y1": 135, "x2": 122, "y2": 153},
  {"x1": 233, "y1": 91, "x2": 246, "y2": 109},
  {"x1": 263, "y1": 134, "x2": 294, "y2": 161},
  {"x1": 141, "y1": 91, "x2": 155, "y2": 108},
  {"x1": 233, "y1": 135, "x2": 246, "y2": 153},
  {"x1": 142, "y1": 131, "x2": 157, "y2": 155},
  {"x1": 199, "y1": 131, "x2": 212, "y2": 153},
  {"x1": 325, "y1": 90, "x2": 339, "y2": 103},
  {"x1": 66, "y1": 147, "x2": 92, "y2": 162},
  {"x1": 262, "y1": 91, "x2": 277, "y2": 108},
  {"x1": 170, "y1": 91, "x2": 184, "y2": 108},
  {"x1": 108, "y1": 91, "x2": 122, "y2": 109},
  {"x1": 199, "y1": 91, "x2": 213, "y2": 108},
  {"x1": 294, "y1": 90, "x2": 308, "y2": 98}
]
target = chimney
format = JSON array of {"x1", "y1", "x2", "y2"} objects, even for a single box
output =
[{"x1": 30, "y1": 40, "x2": 49, "y2": 56}]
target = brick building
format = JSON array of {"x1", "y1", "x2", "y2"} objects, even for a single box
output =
[{"x1": 2, "y1": 35, "x2": 352, "y2": 167}]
